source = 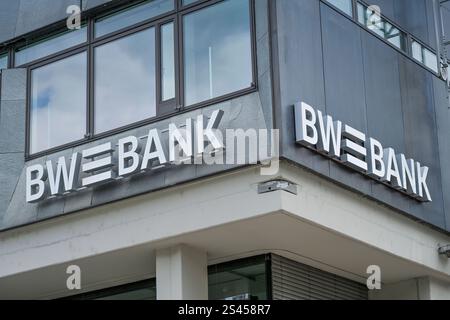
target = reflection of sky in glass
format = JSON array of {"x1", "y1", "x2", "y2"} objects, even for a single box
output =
[
  {"x1": 412, "y1": 41, "x2": 438, "y2": 72},
  {"x1": 0, "y1": 55, "x2": 7, "y2": 70},
  {"x1": 184, "y1": 0, "x2": 253, "y2": 106},
  {"x1": 162, "y1": 22, "x2": 175, "y2": 101},
  {"x1": 30, "y1": 53, "x2": 87, "y2": 154},
  {"x1": 357, "y1": 4, "x2": 407, "y2": 51},
  {"x1": 95, "y1": 0, "x2": 174, "y2": 38},
  {"x1": 94, "y1": 28, "x2": 156, "y2": 133},
  {"x1": 15, "y1": 27, "x2": 87, "y2": 66},
  {"x1": 326, "y1": 0, "x2": 352, "y2": 16},
  {"x1": 423, "y1": 47, "x2": 438, "y2": 72}
]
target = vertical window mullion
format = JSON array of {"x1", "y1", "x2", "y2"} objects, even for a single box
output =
[
  {"x1": 177, "y1": 11, "x2": 184, "y2": 111},
  {"x1": 156, "y1": 23, "x2": 162, "y2": 115},
  {"x1": 173, "y1": 15, "x2": 184, "y2": 109},
  {"x1": 88, "y1": 17, "x2": 95, "y2": 139}
]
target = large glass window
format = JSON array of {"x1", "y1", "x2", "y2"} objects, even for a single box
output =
[
  {"x1": 0, "y1": 54, "x2": 8, "y2": 70},
  {"x1": 30, "y1": 52, "x2": 87, "y2": 154},
  {"x1": 209, "y1": 256, "x2": 268, "y2": 300},
  {"x1": 183, "y1": 0, "x2": 253, "y2": 106},
  {"x1": 95, "y1": 0, "x2": 174, "y2": 38},
  {"x1": 357, "y1": 2, "x2": 407, "y2": 51},
  {"x1": 15, "y1": 27, "x2": 87, "y2": 66},
  {"x1": 94, "y1": 28, "x2": 156, "y2": 134},
  {"x1": 25, "y1": 0, "x2": 254, "y2": 155}
]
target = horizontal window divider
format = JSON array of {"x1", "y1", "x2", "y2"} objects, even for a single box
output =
[
  {"x1": 25, "y1": 45, "x2": 89, "y2": 71},
  {"x1": 92, "y1": 10, "x2": 177, "y2": 44}
]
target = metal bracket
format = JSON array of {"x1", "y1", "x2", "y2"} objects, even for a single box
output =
[
  {"x1": 438, "y1": 244, "x2": 450, "y2": 258},
  {"x1": 257, "y1": 180, "x2": 297, "y2": 195}
]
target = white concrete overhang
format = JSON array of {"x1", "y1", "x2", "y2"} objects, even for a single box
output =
[{"x1": 0, "y1": 161, "x2": 449, "y2": 299}]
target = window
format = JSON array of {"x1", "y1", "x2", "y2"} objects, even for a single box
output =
[
  {"x1": 95, "y1": 0, "x2": 174, "y2": 38},
  {"x1": 183, "y1": 0, "x2": 253, "y2": 106},
  {"x1": 208, "y1": 256, "x2": 268, "y2": 300},
  {"x1": 357, "y1": 2, "x2": 407, "y2": 51},
  {"x1": 94, "y1": 28, "x2": 157, "y2": 133},
  {"x1": 23, "y1": 0, "x2": 255, "y2": 156},
  {"x1": 30, "y1": 52, "x2": 87, "y2": 154},
  {"x1": 67, "y1": 279, "x2": 156, "y2": 300},
  {"x1": 15, "y1": 27, "x2": 87, "y2": 66},
  {"x1": 0, "y1": 53, "x2": 7, "y2": 70},
  {"x1": 325, "y1": 0, "x2": 353, "y2": 16},
  {"x1": 412, "y1": 40, "x2": 439, "y2": 73},
  {"x1": 161, "y1": 22, "x2": 175, "y2": 101},
  {"x1": 67, "y1": 256, "x2": 269, "y2": 300}
]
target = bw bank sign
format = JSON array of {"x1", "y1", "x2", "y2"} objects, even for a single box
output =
[
  {"x1": 24, "y1": 103, "x2": 432, "y2": 204},
  {"x1": 294, "y1": 102, "x2": 432, "y2": 202}
]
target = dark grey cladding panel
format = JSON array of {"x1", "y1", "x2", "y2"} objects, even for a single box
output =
[
  {"x1": 14, "y1": 0, "x2": 81, "y2": 39},
  {"x1": 362, "y1": 33, "x2": 411, "y2": 219},
  {"x1": 393, "y1": 0, "x2": 434, "y2": 49},
  {"x1": 434, "y1": 77, "x2": 450, "y2": 231},
  {"x1": 398, "y1": 56, "x2": 445, "y2": 227},
  {"x1": 0, "y1": 1, "x2": 20, "y2": 44},
  {"x1": 0, "y1": 0, "x2": 115, "y2": 43},
  {"x1": 275, "y1": 0, "x2": 329, "y2": 176},
  {"x1": 320, "y1": 4, "x2": 371, "y2": 195},
  {"x1": 443, "y1": 2, "x2": 450, "y2": 39},
  {"x1": 275, "y1": 0, "x2": 448, "y2": 231},
  {"x1": 81, "y1": 0, "x2": 112, "y2": 10},
  {"x1": 361, "y1": 31, "x2": 406, "y2": 153}
]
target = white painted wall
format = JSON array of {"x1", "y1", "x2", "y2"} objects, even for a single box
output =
[{"x1": 0, "y1": 161, "x2": 449, "y2": 299}]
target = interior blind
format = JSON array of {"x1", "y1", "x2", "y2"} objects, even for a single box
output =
[{"x1": 271, "y1": 255, "x2": 368, "y2": 300}]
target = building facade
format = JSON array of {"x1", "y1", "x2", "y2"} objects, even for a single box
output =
[{"x1": 0, "y1": 0, "x2": 450, "y2": 300}]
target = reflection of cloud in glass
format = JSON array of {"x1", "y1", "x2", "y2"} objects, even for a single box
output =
[
  {"x1": 30, "y1": 52, "x2": 87, "y2": 154},
  {"x1": 16, "y1": 27, "x2": 87, "y2": 66},
  {"x1": 94, "y1": 28, "x2": 156, "y2": 134},
  {"x1": 184, "y1": 0, "x2": 252, "y2": 106}
]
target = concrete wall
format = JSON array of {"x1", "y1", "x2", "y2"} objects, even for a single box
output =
[{"x1": 272, "y1": 0, "x2": 450, "y2": 232}]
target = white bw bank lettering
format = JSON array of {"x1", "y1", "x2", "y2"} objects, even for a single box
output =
[
  {"x1": 26, "y1": 110, "x2": 280, "y2": 203},
  {"x1": 295, "y1": 102, "x2": 432, "y2": 202}
]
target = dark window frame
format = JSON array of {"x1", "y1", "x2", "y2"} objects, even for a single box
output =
[
  {"x1": 22, "y1": 0, "x2": 258, "y2": 160},
  {"x1": 65, "y1": 278, "x2": 157, "y2": 300}
]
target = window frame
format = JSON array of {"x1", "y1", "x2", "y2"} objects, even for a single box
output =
[{"x1": 24, "y1": 0, "x2": 258, "y2": 160}]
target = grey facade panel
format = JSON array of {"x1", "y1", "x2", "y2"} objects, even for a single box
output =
[
  {"x1": 0, "y1": 1, "x2": 20, "y2": 44},
  {"x1": 275, "y1": 0, "x2": 330, "y2": 177},
  {"x1": 275, "y1": 0, "x2": 449, "y2": 232},
  {"x1": 398, "y1": 55, "x2": 445, "y2": 227},
  {"x1": 14, "y1": 0, "x2": 80, "y2": 38},
  {"x1": 433, "y1": 77, "x2": 450, "y2": 231},
  {"x1": 320, "y1": 4, "x2": 371, "y2": 196}
]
